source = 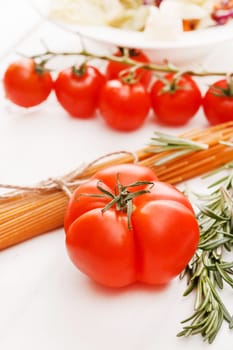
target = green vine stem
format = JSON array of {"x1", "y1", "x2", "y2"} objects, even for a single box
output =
[{"x1": 29, "y1": 48, "x2": 230, "y2": 78}]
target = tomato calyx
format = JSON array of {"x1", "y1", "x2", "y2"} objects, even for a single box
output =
[
  {"x1": 118, "y1": 47, "x2": 142, "y2": 58},
  {"x1": 33, "y1": 56, "x2": 53, "y2": 76},
  {"x1": 34, "y1": 62, "x2": 49, "y2": 76},
  {"x1": 79, "y1": 177, "x2": 154, "y2": 229},
  {"x1": 100, "y1": 178, "x2": 154, "y2": 229},
  {"x1": 115, "y1": 47, "x2": 146, "y2": 84},
  {"x1": 210, "y1": 75, "x2": 233, "y2": 97},
  {"x1": 120, "y1": 70, "x2": 141, "y2": 85},
  {"x1": 119, "y1": 65, "x2": 144, "y2": 85},
  {"x1": 158, "y1": 73, "x2": 188, "y2": 95},
  {"x1": 72, "y1": 63, "x2": 87, "y2": 77}
]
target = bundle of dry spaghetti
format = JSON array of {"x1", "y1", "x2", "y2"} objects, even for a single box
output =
[{"x1": 1, "y1": 121, "x2": 233, "y2": 251}]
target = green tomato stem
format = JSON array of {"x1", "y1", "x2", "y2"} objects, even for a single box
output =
[{"x1": 29, "y1": 48, "x2": 230, "y2": 78}]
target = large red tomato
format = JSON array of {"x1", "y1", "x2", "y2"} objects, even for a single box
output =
[
  {"x1": 105, "y1": 49, "x2": 152, "y2": 88},
  {"x1": 3, "y1": 58, "x2": 53, "y2": 107},
  {"x1": 150, "y1": 74, "x2": 202, "y2": 126},
  {"x1": 54, "y1": 64, "x2": 105, "y2": 118},
  {"x1": 203, "y1": 79, "x2": 233, "y2": 125},
  {"x1": 64, "y1": 164, "x2": 199, "y2": 288}
]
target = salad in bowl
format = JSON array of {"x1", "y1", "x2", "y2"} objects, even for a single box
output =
[{"x1": 48, "y1": 0, "x2": 233, "y2": 40}]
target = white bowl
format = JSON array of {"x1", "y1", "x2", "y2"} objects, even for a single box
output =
[{"x1": 31, "y1": 0, "x2": 233, "y2": 66}]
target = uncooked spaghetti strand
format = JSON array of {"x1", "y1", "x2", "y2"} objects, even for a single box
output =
[{"x1": 162, "y1": 150, "x2": 233, "y2": 184}]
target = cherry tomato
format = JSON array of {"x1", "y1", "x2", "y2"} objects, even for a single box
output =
[
  {"x1": 3, "y1": 59, "x2": 53, "y2": 108},
  {"x1": 150, "y1": 74, "x2": 202, "y2": 126},
  {"x1": 105, "y1": 49, "x2": 152, "y2": 88},
  {"x1": 203, "y1": 79, "x2": 233, "y2": 125},
  {"x1": 54, "y1": 64, "x2": 105, "y2": 118},
  {"x1": 98, "y1": 79, "x2": 151, "y2": 132},
  {"x1": 65, "y1": 164, "x2": 199, "y2": 288}
]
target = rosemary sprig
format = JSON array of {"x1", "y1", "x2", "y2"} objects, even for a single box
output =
[
  {"x1": 146, "y1": 131, "x2": 208, "y2": 165},
  {"x1": 178, "y1": 171, "x2": 233, "y2": 343}
]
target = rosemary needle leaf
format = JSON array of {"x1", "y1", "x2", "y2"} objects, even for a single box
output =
[
  {"x1": 146, "y1": 131, "x2": 208, "y2": 165},
  {"x1": 150, "y1": 131, "x2": 208, "y2": 149},
  {"x1": 205, "y1": 310, "x2": 219, "y2": 335},
  {"x1": 220, "y1": 140, "x2": 233, "y2": 147},
  {"x1": 229, "y1": 316, "x2": 233, "y2": 329},
  {"x1": 202, "y1": 161, "x2": 233, "y2": 181},
  {"x1": 180, "y1": 309, "x2": 206, "y2": 325},
  {"x1": 176, "y1": 330, "x2": 188, "y2": 338},
  {"x1": 214, "y1": 271, "x2": 224, "y2": 289},
  {"x1": 183, "y1": 280, "x2": 196, "y2": 296},
  {"x1": 216, "y1": 263, "x2": 233, "y2": 287},
  {"x1": 221, "y1": 261, "x2": 233, "y2": 269},
  {"x1": 208, "y1": 310, "x2": 224, "y2": 344},
  {"x1": 197, "y1": 205, "x2": 228, "y2": 221},
  {"x1": 197, "y1": 289, "x2": 211, "y2": 312},
  {"x1": 153, "y1": 150, "x2": 192, "y2": 166},
  {"x1": 199, "y1": 237, "x2": 231, "y2": 250},
  {"x1": 207, "y1": 176, "x2": 230, "y2": 188},
  {"x1": 224, "y1": 242, "x2": 232, "y2": 252}
]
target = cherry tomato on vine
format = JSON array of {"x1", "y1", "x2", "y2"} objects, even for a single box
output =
[
  {"x1": 203, "y1": 79, "x2": 233, "y2": 125},
  {"x1": 64, "y1": 163, "x2": 199, "y2": 288},
  {"x1": 54, "y1": 64, "x2": 105, "y2": 118},
  {"x1": 98, "y1": 79, "x2": 151, "y2": 132},
  {"x1": 3, "y1": 58, "x2": 53, "y2": 108},
  {"x1": 150, "y1": 73, "x2": 202, "y2": 126},
  {"x1": 105, "y1": 48, "x2": 152, "y2": 88}
]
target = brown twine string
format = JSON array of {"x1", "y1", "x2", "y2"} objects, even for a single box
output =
[{"x1": 0, "y1": 151, "x2": 138, "y2": 200}]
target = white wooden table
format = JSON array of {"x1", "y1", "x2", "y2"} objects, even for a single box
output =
[{"x1": 1, "y1": 1, "x2": 233, "y2": 349}]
